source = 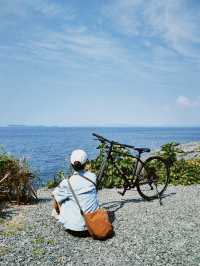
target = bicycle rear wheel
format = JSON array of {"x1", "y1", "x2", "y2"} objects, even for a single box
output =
[{"x1": 136, "y1": 156, "x2": 170, "y2": 200}]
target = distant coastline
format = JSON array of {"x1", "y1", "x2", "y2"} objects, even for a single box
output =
[
  {"x1": 3, "y1": 124, "x2": 200, "y2": 128},
  {"x1": 7, "y1": 124, "x2": 46, "y2": 128}
]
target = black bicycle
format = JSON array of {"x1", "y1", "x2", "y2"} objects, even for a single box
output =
[{"x1": 93, "y1": 133, "x2": 170, "y2": 205}]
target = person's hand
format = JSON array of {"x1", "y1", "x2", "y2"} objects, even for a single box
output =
[{"x1": 52, "y1": 199, "x2": 60, "y2": 214}]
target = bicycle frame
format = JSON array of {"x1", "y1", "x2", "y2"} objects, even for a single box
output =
[
  {"x1": 97, "y1": 142, "x2": 145, "y2": 196},
  {"x1": 93, "y1": 133, "x2": 169, "y2": 205}
]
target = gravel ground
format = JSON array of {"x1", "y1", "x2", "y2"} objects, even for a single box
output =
[{"x1": 0, "y1": 185, "x2": 200, "y2": 266}]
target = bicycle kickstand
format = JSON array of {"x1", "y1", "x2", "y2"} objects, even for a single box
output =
[
  {"x1": 154, "y1": 183, "x2": 163, "y2": 206},
  {"x1": 118, "y1": 186, "x2": 129, "y2": 196}
]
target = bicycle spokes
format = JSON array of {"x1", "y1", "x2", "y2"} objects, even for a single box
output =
[{"x1": 137, "y1": 157, "x2": 169, "y2": 200}]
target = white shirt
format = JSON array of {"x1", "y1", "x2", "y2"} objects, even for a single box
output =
[{"x1": 52, "y1": 170, "x2": 99, "y2": 231}]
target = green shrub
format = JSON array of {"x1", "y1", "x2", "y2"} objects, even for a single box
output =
[
  {"x1": 0, "y1": 147, "x2": 38, "y2": 204},
  {"x1": 87, "y1": 143, "x2": 137, "y2": 188},
  {"x1": 46, "y1": 170, "x2": 65, "y2": 189},
  {"x1": 157, "y1": 142, "x2": 184, "y2": 166},
  {"x1": 31, "y1": 141, "x2": 200, "y2": 190},
  {"x1": 87, "y1": 142, "x2": 200, "y2": 188},
  {"x1": 169, "y1": 159, "x2": 200, "y2": 185}
]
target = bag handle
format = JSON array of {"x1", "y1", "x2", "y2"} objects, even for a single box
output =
[
  {"x1": 67, "y1": 173, "x2": 96, "y2": 215},
  {"x1": 79, "y1": 173, "x2": 96, "y2": 187},
  {"x1": 67, "y1": 178, "x2": 84, "y2": 215}
]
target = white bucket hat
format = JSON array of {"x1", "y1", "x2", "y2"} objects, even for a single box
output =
[{"x1": 70, "y1": 149, "x2": 88, "y2": 165}]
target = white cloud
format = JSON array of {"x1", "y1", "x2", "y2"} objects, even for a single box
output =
[
  {"x1": 1, "y1": 0, "x2": 199, "y2": 81},
  {"x1": 0, "y1": 26, "x2": 134, "y2": 75},
  {"x1": 103, "y1": 0, "x2": 200, "y2": 59},
  {"x1": 176, "y1": 96, "x2": 200, "y2": 108},
  {"x1": 24, "y1": 27, "x2": 129, "y2": 63},
  {"x1": 176, "y1": 96, "x2": 191, "y2": 108},
  {"x1": 0, "y1": 0, "x2": 76, "y2": 21},
  {"x1": 0, "y1": 1, "x2": 127, "y2": 65}
]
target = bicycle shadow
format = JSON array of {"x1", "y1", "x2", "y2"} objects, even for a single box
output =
[
  {"x1": 101, "y1": 191, "x2": 176, "y2": 223},
  {"x1": 101, "y1": 198, "x2": 143, "y2": 223}
]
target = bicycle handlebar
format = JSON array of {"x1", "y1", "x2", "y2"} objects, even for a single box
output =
[
  {"x1": 92, "y1": 133, "x2": 110, "y2": 143},
  {"x1": 92, "y1": 133, "x2": 135, "y2": 149}
]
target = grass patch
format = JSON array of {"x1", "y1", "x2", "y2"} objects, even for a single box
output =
[
  {"x1": 7, "y1": 220, "x2": 24, "y2": 231},
  {"x1": 32, "y1": 237, "x2": 55, "y2": 246},
  {"x1": 0, "y1": 218, "x2": 5, "y2": 224},
  {"x1": 47, "y1": 239, "x2": 55, "y2": 245},
  {"x1": 0, "y1": 230, "x2": 16, "y2": 237},
  {"x1": 0, "y1": 246, "x2": 10, "y2": 256},
  {"x1": 32, "y1": 247, "x2": 45, "y2": 256},
  {"x1": 31, "y1": 236, "x2": 46, "y2": 245},
  {"x1": 0, "y1": 213, "x2": 25, "y2": 238}
]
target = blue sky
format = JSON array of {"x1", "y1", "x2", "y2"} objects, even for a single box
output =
[{"x1": 0, "y1": 0, "x2": 200, "y2": 126}]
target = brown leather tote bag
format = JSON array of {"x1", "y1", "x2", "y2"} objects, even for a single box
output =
[
  {"x1": 83, "y1": 209, "x2": 113, "y2": 239},
  {"x1": 67, "y1": 178, "x2": 113, "y2": 240}
]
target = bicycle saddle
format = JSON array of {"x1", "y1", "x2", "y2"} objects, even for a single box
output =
[{"x1": 134, "y1": 147, "x2": 151, "y2": 153}]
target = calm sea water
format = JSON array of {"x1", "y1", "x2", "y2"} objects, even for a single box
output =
[{"x1": 0, "y1": 127, "x2": 200, "y2": 185}]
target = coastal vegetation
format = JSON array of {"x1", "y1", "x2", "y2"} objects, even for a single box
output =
[
  {"x1": 47, "y1": 142, "x2": 200, "y2": 189},
  {"x1": 0, "y1": 146, "x2": 38, "y2": 210},
  {"x1": 87, "y1": 142, "x2": 200, "y2": 188},
  {"x1": 46, "y1": 170, "x2": 65, "y2": 189},
  {"x1": 156, "y1": 142, "x2": 200, "y2": 185},
  {"x1": 1, "y1": 142, "x2": 200, "y2": 200}
]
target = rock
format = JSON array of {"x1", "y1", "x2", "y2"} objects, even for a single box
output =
[{"x1": 177, "y1": 142, "x2": 200, "y2": 160}]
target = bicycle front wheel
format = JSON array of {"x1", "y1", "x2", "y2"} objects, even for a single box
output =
[{"x1": 136, "y1": 156, "x2": 170, "y2": 200}]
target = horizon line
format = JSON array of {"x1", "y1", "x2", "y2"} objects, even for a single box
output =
[{"x1": 1, "y1": 124, "x2": 200, "y2": 128}]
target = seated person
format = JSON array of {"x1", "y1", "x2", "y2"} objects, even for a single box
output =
[{"x1": 52, "y1": 149, "x2": 99, "y2": 236}]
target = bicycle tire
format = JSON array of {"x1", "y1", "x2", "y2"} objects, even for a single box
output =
[{"x1": 136, "y1": 156, "x2": 170, "y2": 200}]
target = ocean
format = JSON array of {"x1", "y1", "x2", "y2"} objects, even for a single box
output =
[{"x1": 0, "y1": 126, "x2": 200, "y2": 185}]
